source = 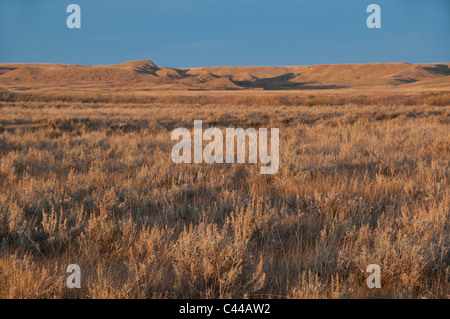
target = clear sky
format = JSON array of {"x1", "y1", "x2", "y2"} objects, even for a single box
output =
[{"x1": 0, "y1": 0, "x2": 449, "y2": 67}]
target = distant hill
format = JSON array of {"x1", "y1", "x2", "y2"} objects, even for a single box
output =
[{"x1": 0, "y1": 59, "x2": 449, "y2": 94}]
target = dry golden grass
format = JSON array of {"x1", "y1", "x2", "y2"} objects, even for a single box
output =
[
  {"x1": 0, "y1": 96, "x2": 448, "y2": 299},
  {"x1": 1, "y1": 61, "x2": 449, "y2": 93}
]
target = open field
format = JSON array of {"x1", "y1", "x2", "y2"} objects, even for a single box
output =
[{"x1": 0, "y1": 93, "x2": 449, "y2": 298}]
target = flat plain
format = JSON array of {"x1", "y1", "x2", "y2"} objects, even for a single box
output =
[{"x1": 0, "y1": 61, "x2": 449, "y2": 298}]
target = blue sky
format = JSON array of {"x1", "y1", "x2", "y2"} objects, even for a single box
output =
[{"x1": 0, "y1": 0, "x2": 448, "y2": 67}]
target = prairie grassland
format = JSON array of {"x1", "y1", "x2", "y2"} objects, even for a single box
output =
[{"x1": 0, "y1": 99, "x2": 448, "y2": 298}]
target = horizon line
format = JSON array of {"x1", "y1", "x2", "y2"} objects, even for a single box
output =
[{"x1": 1, "y1": 59, "x2": 449, "y2": 69}]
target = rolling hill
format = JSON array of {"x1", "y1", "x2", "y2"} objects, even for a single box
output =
[{"x1": 0, "y1": 59, "x2": 449, "y2": 95}]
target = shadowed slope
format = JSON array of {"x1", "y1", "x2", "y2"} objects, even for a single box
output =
[{"x1": 0, "y1": 60, "x2": 448, "y2": 94}]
